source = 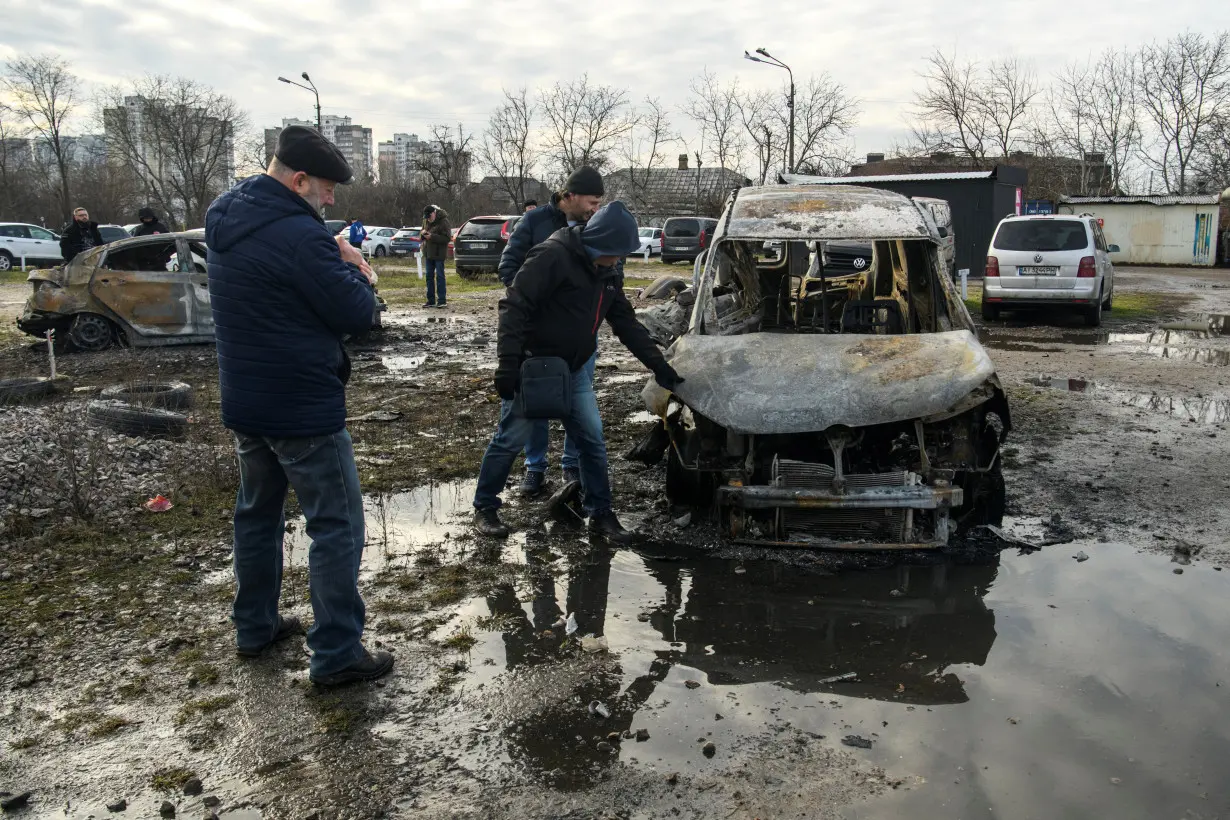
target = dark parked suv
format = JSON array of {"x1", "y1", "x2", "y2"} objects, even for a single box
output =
[
  {"x1": 453, "y1": 215, "x2": 520, "y2": 279},
  {"x1": 661, "y1": 217, "x2": 719, "y2": 264}
]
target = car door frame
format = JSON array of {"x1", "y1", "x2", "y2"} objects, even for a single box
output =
[
  {"x1": 1091, "y1": 220, "x2": 1113, "y2": 300},
  {"x1": 27, "y1": 224, "x2": 61, "y2": 263},
  {"x1": 181, "y1": 236, "x2": 213, "y2": 335},
  {"x1": 89, "y1": 236, "x2": 205, "y2": 342}
]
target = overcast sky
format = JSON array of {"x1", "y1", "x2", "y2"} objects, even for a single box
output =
[{"x1": 3, "y1": 0, "x2": 1229, "y2": 172}]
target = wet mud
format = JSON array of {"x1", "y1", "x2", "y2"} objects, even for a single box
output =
[{"x1": 3, "y1": 265, "x2": 1230, "y2": 819}]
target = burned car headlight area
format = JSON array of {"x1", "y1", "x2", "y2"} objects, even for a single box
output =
[{"x1": 636, "y1": 185, "x2": 1011, "y2": 550}]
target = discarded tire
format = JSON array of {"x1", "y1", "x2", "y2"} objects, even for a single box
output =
[
  {"x1": 100, "y1": 380, "x2": 194, "y2": 410},
  {"x1": 642, "y1": 276, "x2": 688, "y2": 299},
  {"x1": 87, "y1": 399, "x2": 189, "y2": 438},
  {"x1": 0, "y1": 376, "x2": 56, "y2": 405}
]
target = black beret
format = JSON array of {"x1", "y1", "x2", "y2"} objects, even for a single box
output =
[
  {"x1": 275, "y1": 125, "x2": 354, "y2": 185},
  {"x1": 565, "y1": 166, "x2": 604, "y2": 196}
]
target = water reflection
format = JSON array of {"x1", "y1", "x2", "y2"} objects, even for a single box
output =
[
  {"x1": 1029, "y1": 376, "x2": 1230, "y2": 424},
  {"x1": 480, "y1": 545, "x2": 1000, "y2": 787}
]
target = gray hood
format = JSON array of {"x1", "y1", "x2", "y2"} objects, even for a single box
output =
[{"x1": 648, "y1": 330, "x2": 996, "y2": 434}]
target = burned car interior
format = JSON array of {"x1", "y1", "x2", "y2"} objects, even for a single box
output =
[{"x1": 636, "y1": 185, "x2": 1011, "y2": 551}]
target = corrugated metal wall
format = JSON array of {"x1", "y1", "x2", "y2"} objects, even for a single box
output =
[{"x1": 1057, "y1": 203, "x2": 1221, "y2": 266}]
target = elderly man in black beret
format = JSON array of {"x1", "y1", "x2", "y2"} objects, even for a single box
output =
[{"x1": 205, "y1": 125, "x2": 393, "y2": 687}]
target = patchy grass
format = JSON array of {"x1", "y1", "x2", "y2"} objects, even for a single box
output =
[
  {"x1": 9, "y1": 736, "x2": 39, "y2": 750},
  {"x1": 89, "y1": 715, "x2": 135, "y2": 738},
  {"x1": 441, "y1": 622, "x2": 478, "y2": 652},
  {"x1": 150, "y1": 767, "x2": 197, "y2": 792},
  {"x1": 175, "y1": 694, "x2": 238, "y2": 725},
  {"x1": 175, "y1": 647, "x2": 205, "y2": 666},
  {"x1": 967, "y1": 285, "x2": 1180, "y2": 323},
  {"x1": 0, "y1": 269, "x2": 32, "y2": 284},
  {"x1": 191, "y1": 663, "x2": 221, "y2": 685},
  {"x1": 309, "y1": 694, "x2": 364, "y2": 735},
  {"x1": 116, "y1": 675, "x2": 152, "y2": 701}
]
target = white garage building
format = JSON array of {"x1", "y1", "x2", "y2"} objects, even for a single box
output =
[{"x1": 1058, "y1": 194, "x2": 1222, "y2": 267}]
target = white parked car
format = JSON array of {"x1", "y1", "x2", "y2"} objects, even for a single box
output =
[
  {"x1": 983, "y1": 214, "x2": 1117, "y2": 326},
  {"x1": 636, "y1": 226, "x2": 663, "y2": 256},
  {"x1": 362, "y1": 226, "x2": 396, "y2": 258},
  {"x1": 0, "y1": 222, "x2": 62, "y2": 270}
]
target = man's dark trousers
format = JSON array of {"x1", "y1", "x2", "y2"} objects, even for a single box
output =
[{"x1": 231, "y1": 430, "x2": 367, "y2": 677}]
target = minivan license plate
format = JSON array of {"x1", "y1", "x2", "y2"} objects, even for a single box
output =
[{"x1": 1019, "y1": 266, "x2": 1059, "y2": 276}]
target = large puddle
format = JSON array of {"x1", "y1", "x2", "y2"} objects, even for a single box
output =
[
  {"x1": 1028, "y1": 376, "x2": 1230, "y2": 424},
  {"x1": 422, "y1": 540, "x2": 1230, "y2": 816}
]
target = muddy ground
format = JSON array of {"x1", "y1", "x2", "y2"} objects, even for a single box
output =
[{"x1": 2, "y1": 264, "x2": 1230, "y2": 820}]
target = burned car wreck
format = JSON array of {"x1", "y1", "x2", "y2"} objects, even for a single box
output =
[
  {"x1": 634, "y1": 185, "x2": 1010, "y2": 549},
  {"x1": 17, "y1": 231, "x2": 214, "y2": 351}
]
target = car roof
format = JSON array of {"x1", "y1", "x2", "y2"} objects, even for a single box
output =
[
  {"x1": 998, "y1": 214, "x2": 1089, "y2": 222},
  {"x1": 100, "y1": 229, "x2": 206, "y2": 251},
  {"x1": 720, "y1": 184, "x2": 936, "y2": 242},
  {"x1": 0, "y1": 222, "x2": 45, "y2": 227}
]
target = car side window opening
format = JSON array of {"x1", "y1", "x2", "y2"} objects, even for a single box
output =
[
  {"x1": 30, "y1": 227, "x2": 55, "y2": 240},
  {"x1": 104, "y1": 240, "x2": 179, "y2": 272},
  {"x1": 0, "y1": 225, "x2": 29, "y2": 238}
]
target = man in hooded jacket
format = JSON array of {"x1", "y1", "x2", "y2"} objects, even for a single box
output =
[
  {"x1": 206, "y1": 125, "x2": 392, "y2": 687},
  {"x1": 472, "y1": 201, "x2": 682, "y2": 543},
  {"x1": 133, "y1": 207, "x2": 170, "y2": 236}
]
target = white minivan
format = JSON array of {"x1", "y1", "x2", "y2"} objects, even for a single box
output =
[{"x1": 983, "y1": 214, "x2": 1117, "y2": 327}]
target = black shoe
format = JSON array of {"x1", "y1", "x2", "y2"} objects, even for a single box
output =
[
  {"x1": 473, "y1": 507, "x2": 510, "y2": 538},
  {"x1": 310, "y1": 648, "x2": 395, "y2": 687},
  {"x1": 422, "y1": 301, "x2": 436, "y2": 308},
  {"x1": 236, "y1": 615, "x2": 304, "y2": 658},
  {"x1": 562, "y1": 467, "x2": 581, "y2": 485},
  {"x1": 588, "y1": 510, "x2": 634, "y2": 545},
  {"x1": 518, "y1": 470, "x2": 547, "y2": 497},
  {"x1": 435, "y1": 301, "x2": 448, "y2": 309}
]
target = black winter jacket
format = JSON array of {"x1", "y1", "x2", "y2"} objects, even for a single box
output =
[
  {"x1": 497, "y1": 226, "x2": 667, "y2": 374},
  {"x1": 206, "y1": 173, "x2": 376, "y2": 438},
  {"x1": 59, "y1": 220, "x2": 104, "y2": 261},
  {"x1": 498, "y1": 201, "x2": 568, "y2": 285},
  {"x1": 134, "y1": 208, "x2": 170, "y2": 236}
]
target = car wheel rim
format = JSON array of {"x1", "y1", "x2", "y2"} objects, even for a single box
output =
[
  {"x1": 70, "y1": 315, "x2": 113, "y2": 350},
  {"x1": 0, "y1": 255, "x2": 10, "y2": 271}
]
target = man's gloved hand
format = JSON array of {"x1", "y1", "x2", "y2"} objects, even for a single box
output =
[
  {"x1": 653, "y1": 363, "x2": 684, "y2": 392},
  {"x1": 494, "y1": 356, "x2": 521, "y2": 400}
]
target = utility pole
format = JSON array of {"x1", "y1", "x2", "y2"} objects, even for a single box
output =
[
  {"x1": 744, "y1": 48, "x2": 795, "y2": 174},
  {"x1": 695, "y1": 151, "x2": 703, "y2": 216}
]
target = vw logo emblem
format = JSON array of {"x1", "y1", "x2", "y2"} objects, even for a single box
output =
[
  {"x1": 1033, "y1": 254, "x2": 1043, "y2": 263},
  {"x1": 853, "y1": 257, "x2": 867, "y2": 269}
]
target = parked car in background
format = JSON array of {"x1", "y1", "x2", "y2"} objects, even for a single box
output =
[
  {"x1": 98, "y1": 224, "x2": 131, "y2": 244},
  {"x1": 982, "y1": 214, "x2": 1116, "y2": 326},
  {"x1": 390, "y1": 227, "x2": 422, "y2": 256},
  {"x1": 453, "y1": 215, "x2": 519, "y2": 279},
  {"x1": 637, "y1": 226, "x2": 664, "y2": 256},
  {"x1": 123, "y1": 223, "x2": 141, "y2": 236},
  {"x1": 0, "y1": 222, "x2": 62, "y2": 270},
  {"x1": 633, "y1": 184, "x2": 1009, "y2": 549},
  {"x1": 324, "y1": 219, "x2": 347, "y2": 236},
  {"x1": 362, "y1": 226, "x2": 397, "y2": 258},
  {"x1": 914, "y1": 197, "x2": 956, "y2": 275},
  {"x1": 662, "y1": 217, "x2": 719, "y2": 264}
]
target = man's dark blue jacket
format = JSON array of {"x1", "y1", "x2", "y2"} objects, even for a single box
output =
[
  {"x1": 206, "y1": 174, "x2": 375, "y2": 438},
  {"x1": 497, "y1": 201, "x2": 568, "y2": 285}
]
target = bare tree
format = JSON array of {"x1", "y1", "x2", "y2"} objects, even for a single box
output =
[
  {"x1": 478, "y1": 87, "x2": 540, "y2": 207},
  {"x1": 1041, "y1": 61, "x2": 1100, "y2": 194},
  {"x1": 617, "y1": 97, "x2": 676, "y2": 215},
  {"x1": 3, "y1": 54, "x2": 80, "y2": 221},
  {"x1": 683, "y1": 70, "x2": 744, "y2": 173},
  {"x1": 98, "y1": 75, "x2": 244, "y2": 228},
  {"x1": 1138, "y1": 31, "x2": 1230, "y2": 193},
  {"x1": 233, "y1": 128, "x2": 272, "y2": 179},
  {"x1": 733, "y1": 89, "x2": 783, "y2": 184},
  {"x1": 1089, "y1": 48, "x2": 1142, "y2": 194},
  {"x1": 911, "y1": 50, "x2": 1036, "y2": 161},
  {"x1": 538, "y1": 75, "x2": 635, "y2": 182},
  {"x1": 980, "y1": 58, "x2": 1038, "y2": 158},
  {"x1": 781, "y1": 74, "x2": 860, "y2": 176},
  {"x1": 1196, "y1": 111, "x2": 1230, "y2": 192},
  {"x1": 411, "y1": 123, "x2": 474, "y2": 194}
]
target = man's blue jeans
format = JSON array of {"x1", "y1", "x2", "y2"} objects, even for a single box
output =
[
  {"x1": 231, "y1": 430, "x2": 367, "y2": 677},
  {"x1": 524, "y1": 351, "x2": 597, "y2": 474},
  {"x1": 474, "y1": 365, "x2": 611, "y2": 514},
  {"x1": 424, "y1": 258, "x2": 446, "y2": 304}
]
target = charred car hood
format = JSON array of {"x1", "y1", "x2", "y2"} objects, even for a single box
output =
[{"x1": 660, "y1": 331, "x2": 996, "y2": 434}]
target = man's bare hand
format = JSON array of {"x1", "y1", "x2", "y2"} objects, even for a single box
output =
[
  {"x1": 336, "y1": 236, "x2": 376, "y2": 284},
  {"x1": 359, "y1": 259, "x2": 377, "y2": 285}
]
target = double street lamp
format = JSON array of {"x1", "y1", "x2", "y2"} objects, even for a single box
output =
[
  {"x1": 276, "y1": 72, "x2": 321, "y2": 132},
  {"x1": 743, "y1": 48, "x2": 795, "y2": 175}
]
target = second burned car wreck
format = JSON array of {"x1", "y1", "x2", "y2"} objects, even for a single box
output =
[{"x1": 634, "y1": 184, "x2": 1011, "y2": 549}]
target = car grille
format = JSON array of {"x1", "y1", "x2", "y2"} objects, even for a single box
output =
[
  {"x1": 824, "y1": 246, "x2": 872, "y2": 275},
  {"x1": 773, "y1": 458, "x2": 917, "y2": 543}
]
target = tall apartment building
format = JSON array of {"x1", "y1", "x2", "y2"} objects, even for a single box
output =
[
  {"x1": 264, "y1": 115, "x2": 373, "y2": 180},
  {"x1": 104, "y1": 95, "x2": 235, "y2": 195},
  {"x1": 376, "y1": 132, "x2": 473, "y2": 189}
]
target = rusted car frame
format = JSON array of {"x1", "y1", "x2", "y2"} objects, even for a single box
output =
[
  {"x1": 17, "y1": 230, "x2": 213, "y2": 351},
  {"x1": 637, "y1": 184, "x2": 1011, "y2": 550}
]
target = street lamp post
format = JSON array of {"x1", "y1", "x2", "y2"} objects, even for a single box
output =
[
  {"x1": 743, "y1": 48, "x2": 795, "y2": 175},
  {"x1": 277, "y1": 72, "x2": 321, "y2": 132}
]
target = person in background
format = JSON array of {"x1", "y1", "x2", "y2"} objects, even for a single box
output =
[
  {"x1": 347, "y1": 217, "x2": 366, "y2": 250},
  {"x1": 206, "y1": 125, "x2": 393, "y2": 687},
  {"x1": 472, "y1": 201, "x2": 682, "y2": 543},
  {"x1": 133, "y1": 206, "x2": 170, "y2": 236},
  {"x1": 59, "y1": 207, "x2": 104, "y2": 262},
  {"x1": 522, "y1": 200, "x2": 537, "y2": 213},
  {"x1": 421, "y1": 204, "x2": 452, "y2": 308},
  {"x1": 497, "y1": 167, "x2": 604, "y2": 497}
]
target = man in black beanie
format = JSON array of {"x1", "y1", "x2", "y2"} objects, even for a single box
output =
[{"x1": 497, "y1": 166, "x2": 606, "y2": 498}]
